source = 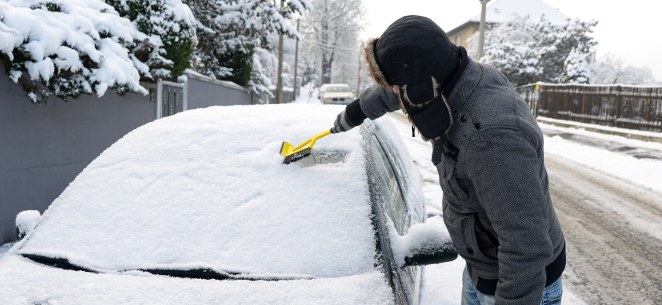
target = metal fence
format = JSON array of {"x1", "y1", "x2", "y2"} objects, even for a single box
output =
[
  {"x1": 516, "y1": 83, "x2": 662, "y2": 132},
  {"x1": 158, "y1": 80, "x2": 185, "y2": 118}
]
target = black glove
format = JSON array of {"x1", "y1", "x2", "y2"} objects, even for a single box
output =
[{"x1": 331, "y1": 98, "x2": 367, "y2": 133}]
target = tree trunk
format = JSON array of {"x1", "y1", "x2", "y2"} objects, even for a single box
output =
[{"x1": 276, "y1": 0, "x2": 285, "y2": 103}]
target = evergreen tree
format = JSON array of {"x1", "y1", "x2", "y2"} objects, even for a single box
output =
[
  {"x1": 472, "y1": 14, "x2": 542, "y2": 86},
  {"x1": 468, "y1": 14, "x2": 597, "y2": 86},
  {"x1": 104, "y1": 0, "x2": 197, "y2": 79},
  {"x1": 186, "y1": 0, "x2": 311, "y2": 94},
  {"x1": 536, "y1": 18, "x2": 597, "y2": 83},
  {"x1": 0, "y1": 0, "x2": 153, "y2": 103},
  {"x1": 560, "y1": 48, "x2": 590, "y2": 84}
]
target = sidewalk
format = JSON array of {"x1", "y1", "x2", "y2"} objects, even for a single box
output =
[{"x1": 537, "y1": 117, "x2": 662, "y2": 143}]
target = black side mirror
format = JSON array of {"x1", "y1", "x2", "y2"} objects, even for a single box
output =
[
  {"x1": 391, "y1": 218, "x2": 458, "y2": 268},
  {"x1": 403, "y1": 243, "x2": 457, "y2": 267}
]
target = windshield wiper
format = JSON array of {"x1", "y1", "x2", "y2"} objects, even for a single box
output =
[
  {"x1": 140, "y1": 268, "x2": 314, "y2": 281},
  {"x1": 22, "y1": 253, "x2": 313, "y2": 281},
  {"x1": 22, "y1": 254, "x2": 97, "y2": 273}
]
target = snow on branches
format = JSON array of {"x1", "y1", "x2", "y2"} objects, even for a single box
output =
[
  {"x1": 188, "y1": 0, "x2": 311, "y2": 94},
  {"x1": 0, "y1": 0, "x2": 197, "y2": 103},
  {"x1": 0, "y1": 0, "x2": 150, "y2": 103},
  {"x1": 105, "y1": 0, "x2": 197, "y2": 79},
  {"x1": 560, "y1": 48, "x2": 590, "y2": 84},
  {"x1": 468, "y1": 14, "x2": 597, "y2": 86}
]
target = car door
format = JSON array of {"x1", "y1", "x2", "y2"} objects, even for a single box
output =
[{"x1": 363, "y1": 123, "x2": 422, "y2": 305}]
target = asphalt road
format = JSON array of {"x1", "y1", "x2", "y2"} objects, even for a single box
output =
[{"x1": 546, "y1": 153, "x2": 662, "y2": 304}]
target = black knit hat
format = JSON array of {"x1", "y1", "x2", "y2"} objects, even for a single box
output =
[{"x1": 367, "y1": 15, "x2": 459, "y2": 104}]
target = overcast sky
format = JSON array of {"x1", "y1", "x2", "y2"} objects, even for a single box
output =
[{"x1": 360, "y1": 0, "x2": 662, "y2": 81}]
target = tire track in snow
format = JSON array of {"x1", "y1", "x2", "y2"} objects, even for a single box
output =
[{"x1": 546, "y1": 153, "x2": 662, "y2": 305}]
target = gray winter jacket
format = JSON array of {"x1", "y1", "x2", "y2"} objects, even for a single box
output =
[{"x1": 360, "y1": 58, "x2": 565, "y2": 305}]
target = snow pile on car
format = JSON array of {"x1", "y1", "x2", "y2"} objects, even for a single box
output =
[
  {"x1": 12, "y1": 104, "x2": 378, "y2": 279},
  {"x1": 388, "y1": 216, "x2": 453, "y2": 267},
  {"x1": 0, "y1": 253, "x2": 395, "y2": 304}
]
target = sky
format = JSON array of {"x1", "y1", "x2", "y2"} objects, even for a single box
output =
[{"x1": 360, "y1": 0, "x2": 662, "y2": 81}]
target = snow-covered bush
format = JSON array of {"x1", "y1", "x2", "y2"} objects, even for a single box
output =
[
  {"x1": 249, "y1": 50, "x2": 271, "y2": 96},
  {"x1": 560, "y1": 48, "x2": 590, "y2": 84},
  {"x1": 0, "y1": 0, "x2": 151, "y2": 103},
  {"x1": 104, "y1": 0, "x2": 197, "y2": 79},
  {"x1": 187, "y1": 0, "x2": 311, "y2": 93},
  {"x1": 468, "y1": 14, "x2": 597, "y2": 86},
  {"x1": 469, "y1": 14, "x2": 543, "y2": 86}
]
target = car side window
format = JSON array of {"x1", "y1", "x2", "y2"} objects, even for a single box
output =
[{"x1": 369, "y1": 135, "x2": 407, "y2": 236}]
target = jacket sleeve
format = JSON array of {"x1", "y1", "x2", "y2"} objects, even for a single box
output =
[
  {"x1": 358, "y1": 84, "x2": 401, "y2": 120},
  {"x1": 465, "y1": 127, "x2": 552, "y2": 305}
]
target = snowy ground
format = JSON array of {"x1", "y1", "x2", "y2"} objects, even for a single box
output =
[{"x1": 0, "y1": 242, "x2": 14, "y2": 259}]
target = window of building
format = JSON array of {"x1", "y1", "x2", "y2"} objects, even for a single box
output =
[{"x1": 455, "y1": 35, "x2": 462, "y2": 46}]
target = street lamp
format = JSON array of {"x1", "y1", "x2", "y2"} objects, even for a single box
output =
[{"x1": 477, "y1": 0, "x2": 490, "y2": 62}]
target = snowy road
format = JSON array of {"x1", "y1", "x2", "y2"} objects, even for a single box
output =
[{"x1": 546, "y1": 150, "x2": 662, "y2": 304}]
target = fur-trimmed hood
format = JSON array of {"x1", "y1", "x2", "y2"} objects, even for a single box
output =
[{"x1": 363, "y1": 16, "x2": 467, "y2": 142}]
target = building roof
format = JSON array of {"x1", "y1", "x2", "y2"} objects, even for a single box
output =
[{"x1": 469, "y1": 0, "x2": 569, "y2": 26}]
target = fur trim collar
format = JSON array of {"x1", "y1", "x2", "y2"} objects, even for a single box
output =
[{"x1": 364, "y1": 38, "x2": 391, "y2": 91}]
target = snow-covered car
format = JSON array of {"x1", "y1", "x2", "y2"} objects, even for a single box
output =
[
  {"x1": 317, "y1": 83, "x2": 331, "y2": 99},
  {"x1": 322, "y1": 84, "x2": 355, "y2": 105},
  {"x1": 0, "y1": 105, "x2": 456, "y2": 305}
]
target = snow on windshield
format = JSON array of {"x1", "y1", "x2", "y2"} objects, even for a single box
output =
[{"x1": 13, "y1": 104, "x2": 378, "y2": 278}]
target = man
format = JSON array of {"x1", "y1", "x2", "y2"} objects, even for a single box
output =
[{"x1": 330, "y1": 16, "x2": 565, "y2": 305}]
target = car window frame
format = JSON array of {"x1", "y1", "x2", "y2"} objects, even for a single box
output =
[{"x1": 361, "y1": 122, "x2": 422, "y2": 305}]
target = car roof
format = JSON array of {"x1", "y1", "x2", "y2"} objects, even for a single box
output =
[
  {"x1": 320, "y1": 83, "x2": 348, "y2": 88},
  {"x1": 15, "y1": 105, "x2": 379, "y2": 278}
]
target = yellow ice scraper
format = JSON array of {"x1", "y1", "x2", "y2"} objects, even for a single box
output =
[{"x1": 280, "y1": 130, "x2": 331, "y2": 164}]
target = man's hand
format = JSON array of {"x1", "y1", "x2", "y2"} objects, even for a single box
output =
[{"x1": 330, "y1": 98, "x2": 367, "y2": 133}]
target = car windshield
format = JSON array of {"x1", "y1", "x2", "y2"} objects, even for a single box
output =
[
  {"x1": 326, "y1": 86, "x2": 351, "y2": 92},
  {"x1": 15, "y1": 105, "x2": 377, "y2": 279}
]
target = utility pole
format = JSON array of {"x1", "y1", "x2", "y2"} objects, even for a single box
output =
[
  {"x1": 276, "y1": 0, "x2": 285, "y2": 104},
  {"x1": 292, "y1": 19, "x2": 300, "y2": 103},
  {"x1": 477, "y1": 0, "x2": 489, "y2": 62},
  {"x1": 356, "y1": 42, "x2": 363, "y2": 96}
]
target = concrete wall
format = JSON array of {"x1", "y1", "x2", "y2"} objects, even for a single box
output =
[
  {"x1": 185, "y1": 74, "x2": 253, "y2": 109},
  {"x1": 268, "y1": 89, "x2": 295, "y2": 104},
  {"x1": 0, "y1": 68, "x2": 157, "y2": 244}
]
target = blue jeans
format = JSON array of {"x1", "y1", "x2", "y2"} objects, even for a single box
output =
[{"x1": 461, "y1": 266, "x2": 562, "y2": 305}]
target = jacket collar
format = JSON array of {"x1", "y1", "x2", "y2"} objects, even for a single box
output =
[{"x1": 446, "y1": 57, "x2": 482, "y2": 114}]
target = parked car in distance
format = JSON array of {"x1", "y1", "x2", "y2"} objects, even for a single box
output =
[
  {"x1": 317, "y1": 83, "x2": 331, "y2": 100},
  {"x1": 322, "y1": 84, "x2": 355, "y2": 105},
  {"x1": 0, "y1": 105, "x2": 456, "y2": 305}
]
